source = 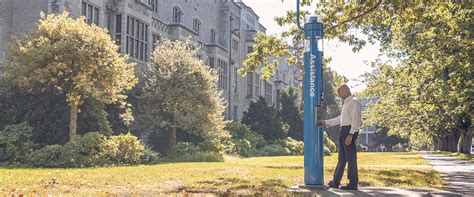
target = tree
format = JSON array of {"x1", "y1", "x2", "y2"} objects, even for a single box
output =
[
  {"x1": 134, "y1": 39, "x2": 228, "y2": 155},
  {"x1": 242, "y1": 97, "x2": 287, "y2": 141},
  {"x1": 3, "y1": 12, "x2": 137, "y2": 141},
  {"x1": 243, "y1": 1, "x2": 473, "y2": 153},
  {"x1": 280, "y1": 87, "x2": 303, "y2": 141}
]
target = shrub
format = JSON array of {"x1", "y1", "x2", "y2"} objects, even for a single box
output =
[
  {"x1": 175, "y1": 142, "x2": 200, "y2": 155},
  {"x1": 61, "y1": 132, "x2": 106, "y2": 167},
  {"x1": 323, "y1": 146, "x2": 331, "y2": 156},
  {"x1": 28, "y1": 145, "x2": 64, "y2": 168},
  {"x1": 241, "y1": 97, "x2": 287, "y2": 141},
  {"x1": 102, "y1": 133, "x2": 145, "y2": 164},
  {"x1": 253, "y1": 144, "x2": 291, "y2": 156},
  {"x1": 0, "y1": 122, "x2": 36, "y2": 164},
  {"x1": 280, "y1": 137, "x2": 304, "y2": 155},
  {"x1": 224, "y1": 122, "x2": 265, "y2": 157},
  {"x1": 141, "y1": 146, "x2": 161, "y2": 164},
  {"x1": 324, "y1": 132, "x2": 337, "y2": 153}
]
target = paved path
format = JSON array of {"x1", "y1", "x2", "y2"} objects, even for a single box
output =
[
  {"x1": 423, "y1": 153, "x2": 474, "y2": 196},
  {"x1": 288, "y1": 186, "x2": 461, "y2": 196}
]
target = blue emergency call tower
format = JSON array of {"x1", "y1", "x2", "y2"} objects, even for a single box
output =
[{"x1": 296, "y1": 0, "x2": 325, "y2": 186}]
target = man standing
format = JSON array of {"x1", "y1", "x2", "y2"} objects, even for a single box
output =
[{"x1": 318, "y1": 84, "x2": 362, "y2": 190}]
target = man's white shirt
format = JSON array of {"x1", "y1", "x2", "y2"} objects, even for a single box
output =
[{"x1": 324, "y1": 95, "x2": 362, "y2": 134}]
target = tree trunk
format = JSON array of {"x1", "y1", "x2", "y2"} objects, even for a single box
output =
[
  {"x1": 69, "y1": 103, "x2": 78, "y2": 141},
  {"x1": 168, "y1": 117, "x2": 177, "y2": 156},
  {"x1": 458, "y1": 128, "x2": 473, "y2": 154}
]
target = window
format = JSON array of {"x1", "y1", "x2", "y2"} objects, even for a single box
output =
[
  {"x1": 233, "y1": 105, "x2": 238, "y2": 121},
  {"x1": 218, "y1": 60, "x2": 228, "y2": 89},
  {"x1": 151, "y1": 0, "x2": 158, "y2": 13},
  {"x1": 173, "y1": 6, "x2": 182, "y2": 23},
  {"x1": 232, "y1": 39, "x2": 239, "y2": 51},
  {"x1": 265, "y1": 82, "x2": 273, "y2": 104},
  {"x1": 246, "y1": 72, "x2": 253, "y2": 97},
  {"x1": 210, "y1": 29, "x2": 217, "y2": 43},
  {"x1": 233, "y1": 67, "x2": 238, "y2": 93},
  {"x1": 209, "y1": 58, "x2": 215, "y2": 68},
  {"x1": 126, "y1": 16, "x2": 148, "y2": 61},
  {"x1": 82, "y1": 1, "x2": 99, "y2": 25},
  {"x1": 276, "y1": 89, "x2": 281, "y2": 109},
  {"x1": 152, "y1": 34, "x2": 160, "y2": 51},
  {"x1": 254, "y1": 73, "x2": 260, "y2": 97},
  {"x1": 115, "y1": 15, "x2": 122, "y2": 52},
  {"x1": 193, "y1": 18, "x2": 201, "y2": 34}
]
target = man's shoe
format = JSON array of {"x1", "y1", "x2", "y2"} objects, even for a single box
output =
[
  {"x1": 328, "y1": 180, "x2": 340, "y2": 189},
  {"x1": 340, "y1": 184, "x2": 358, "y2": 190}
]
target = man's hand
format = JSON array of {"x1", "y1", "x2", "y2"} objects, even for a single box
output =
[
  {"x1": 317, "y1": 120, "x2": 326, "y2": 127},
  {"x1": 345, "y1": 134, "x2": 353, "y2": 146}
]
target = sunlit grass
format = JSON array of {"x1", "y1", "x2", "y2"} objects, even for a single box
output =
[{"x1": 0, "y1": 152, "x2": 444, "y2": 195}]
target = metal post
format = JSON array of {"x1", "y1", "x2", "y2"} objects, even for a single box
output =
[
  {"x1": 297, "y1": 0, "x2": 325, "y2": 186},
  {"x1": 228, "y1": 13, "x2": 233, "y2": 120}
]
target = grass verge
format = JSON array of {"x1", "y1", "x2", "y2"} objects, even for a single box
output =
[{"x1": 0, "y1": 152, "x2": 444, "y2": 195}]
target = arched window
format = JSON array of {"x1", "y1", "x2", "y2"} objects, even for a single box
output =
[
  {"x1": 210, "y1": 29, "x2": 217, "y2": 43},
  {"x1": 193, "y1": 18, "x2": 201, "y2": 34},
  {"x1": 173, "y1": 6, "x2": 182, "y2": 23}
]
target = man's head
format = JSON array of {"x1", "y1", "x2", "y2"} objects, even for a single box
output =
[{"x1": 337, "y1": 84, "x2": 352, "y2": 100}]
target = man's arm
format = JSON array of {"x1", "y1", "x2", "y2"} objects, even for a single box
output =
[
  {"x1": 349, "y1": 101, "x2": 362, "y2": 134},
  {"x1": 324, "y1": 116, "x2": 341, "y2": 127}
]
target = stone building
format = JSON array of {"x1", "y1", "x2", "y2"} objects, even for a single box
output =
[{"x1": 0, "y1": 0, "x2": 301, "y2": 121}]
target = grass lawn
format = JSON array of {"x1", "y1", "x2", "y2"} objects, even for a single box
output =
[{"x1": 0, "y1": 152, "x2": 444, "y2": 195}]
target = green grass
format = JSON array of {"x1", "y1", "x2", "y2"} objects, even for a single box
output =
[{"x1": 0, "y1": 152, "x2": 444, "y2": 195}]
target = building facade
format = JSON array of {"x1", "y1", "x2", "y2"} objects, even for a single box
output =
[{"x1": 0, "y1": 0, "x2": 301, "y2": 121}]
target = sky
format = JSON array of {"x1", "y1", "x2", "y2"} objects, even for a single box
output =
[{"x1": 241, "y1": 0, "x2": 382, "y2": 92}]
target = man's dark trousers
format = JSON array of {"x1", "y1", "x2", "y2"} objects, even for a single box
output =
[{"x1": 333, "y1": 125, "x2": 359, "y2": 185}]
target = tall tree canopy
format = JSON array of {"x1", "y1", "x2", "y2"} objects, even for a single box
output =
[{"x1": 3, "y1": 12, "x2": 137, "y2": 141}]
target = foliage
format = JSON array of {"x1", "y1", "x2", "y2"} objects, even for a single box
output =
[
  {"x1": 141, "y1": 146, "x2": 161, "y2": 165},
  {"x1": 323, "y1": 146, "x2": 331, "y2": 156},
  {"x1": 324, "y1": 132, "x2": 336, "y2": 153},
  {"x1": 251, "y1": 1, "x2": 473, "y2": 152},
  {"x1": 174, "y1": 142, "x2": 200, "y2": 155},
  {"x1": 133, "y1": 39, "x2": 228, "y2": 155},
  {"x1": 61, "y1": 132, "x2": 107, "y2": 167},
  {"x1": 253, "y1": 144, "x2": 291, "y2": 157},
  {"x1": 0, "y1": 122, "x2": 35, "y2": 164},
  {"x1": 279, "y1": 87, "x2": 304, "y2": 141},
  {"x1": 100, "y1": 132, "x2": 145, "y2": 165},
  {"x1": 279, "y1": 137, "x2": 304, "y2": 155},
  {"x1": 0, "y1": 81, "x2": 115, "y2": 146},
  {"x1": 224, "y1": 122, "x2": 265, "y2": 157},
  {"x1": 3, "y1": 12, "x2": 137, "y2": 140},
  {"x1": 28, "y1": 145, "x2": 64, "y2": 168},
  {"x1": 242, "y1": 97, "x2": 287, "y2": 141}
]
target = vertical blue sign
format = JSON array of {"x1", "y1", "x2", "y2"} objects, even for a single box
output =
[{"x1": 303, "y1": 16, "x2": 324, "y2": 185}]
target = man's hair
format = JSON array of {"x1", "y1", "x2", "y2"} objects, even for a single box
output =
[{"x1": 338, "y1": 84, "x2": 351, "y2": 95}]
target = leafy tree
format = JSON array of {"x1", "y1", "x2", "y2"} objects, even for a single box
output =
[
  {"x1": 0, "y1": 80, "x2": 112, "y2": 146},
  {"x1": 242, "y1": 97, "x2": 287, "y2": 141},
  {"x1": 280, "y1": 87, "x2": 304, "y2": 141},
  {"x1": 3, "y1": 12, "x2": 137, "y2": 141},
  {"x1": 243, "y1": 1, "x2": 473, "y2": 153},
  {"x1": 133, "y1": 39, "x2": 228, "y2": 155}
]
